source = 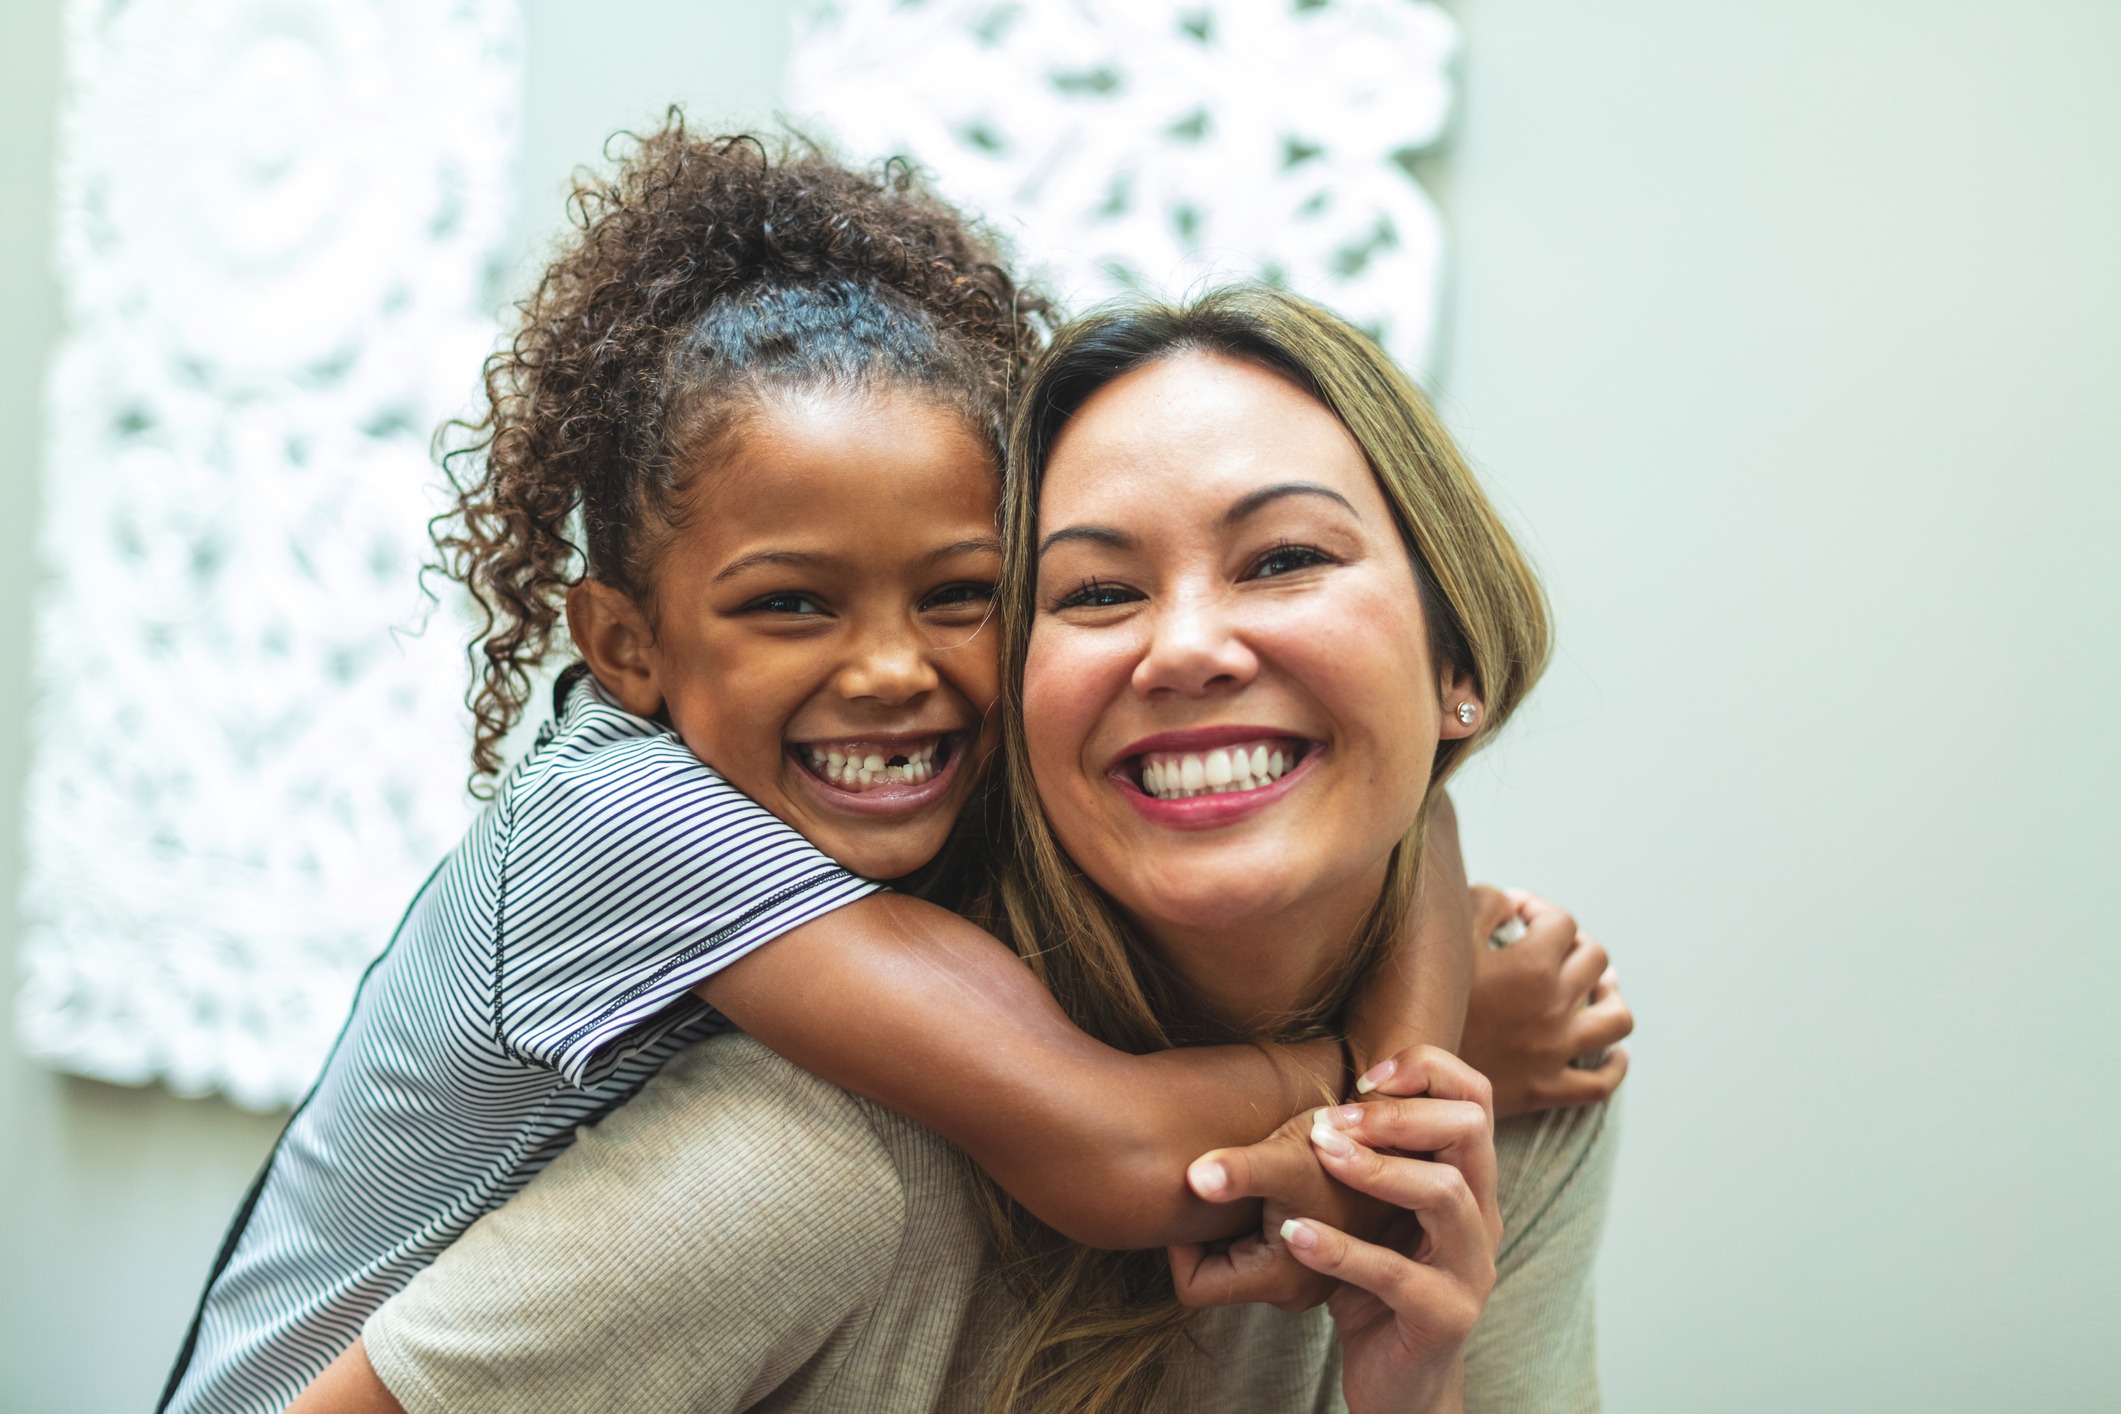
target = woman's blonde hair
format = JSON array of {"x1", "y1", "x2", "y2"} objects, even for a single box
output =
[{"x1": 973, "y1": 284, "x2": 1550, "y2": 1412}]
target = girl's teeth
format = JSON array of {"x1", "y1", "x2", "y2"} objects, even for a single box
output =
[
  {"x1": 801, "y1": 739, "x2": 945, "y2": 793},
  {"x1": 1137, "y1": 742, "x2": 1301, "y2": 800}
]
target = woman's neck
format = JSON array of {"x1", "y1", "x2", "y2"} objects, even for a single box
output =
[{"x1": 1134, "y1": 856, "x2": 1392, "y2": 1038}]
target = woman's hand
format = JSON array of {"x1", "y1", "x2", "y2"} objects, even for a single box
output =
[
  {"x1": 1459, "y1": 888, "x2": 1633, "y2": 1119},
  {"x1": 1169, "y1": 1111, "x2": 1393, "y2": 1312},
  {"x1": 1204, "y1": 1045, "x2": 1501, "y2": 1414}
]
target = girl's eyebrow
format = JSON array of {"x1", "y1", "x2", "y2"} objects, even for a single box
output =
[
  {"x1": 1038, "y1": 524, "x2": 1133, "y2": 559},
  {"x1": 714, "y1": 549, "x2": 827, "y2": 581},
  {"x1": 925, "y1": 536, "x2": 1004, "y2": 565}
]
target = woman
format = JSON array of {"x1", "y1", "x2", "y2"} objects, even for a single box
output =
[{"x1": 295, "y1": 286, "x2": 1623, "y2": 1413}]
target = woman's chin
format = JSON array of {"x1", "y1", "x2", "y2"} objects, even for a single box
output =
[{"x1": 1118, "y1": 872, "x2": 1307, "y2": 934}]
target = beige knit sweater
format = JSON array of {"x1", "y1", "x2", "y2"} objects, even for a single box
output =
[{"x1": 366, "y1": 1034, "x2": 1615, "y2": 1413}]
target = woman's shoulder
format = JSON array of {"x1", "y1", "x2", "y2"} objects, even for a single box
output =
[
  {"x1": 565, "y1": 1032, "x2": 921, "y2": 1222},
  {"x1": 1491, "y1": 1098, "x2": 1620, "y2": 1272},
  {"x1": 1462, "y1": 1099, "x2": 1621, "y2": 1414},
  {"x1": 364, "y1": 1034, "x2": 985, "y2": 1413}
]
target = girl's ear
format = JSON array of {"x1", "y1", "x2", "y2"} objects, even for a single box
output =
[
  {"x1": 1438, "y1": 664, "x2": 1483, "y2": 741},
  {"x1": 566, "y1": 580, "x2": 665, "y2": 718}
]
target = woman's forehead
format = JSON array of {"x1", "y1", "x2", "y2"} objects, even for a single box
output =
[{"x1": 1039, "y1": 351, "x2": 1377, "y2": 519}]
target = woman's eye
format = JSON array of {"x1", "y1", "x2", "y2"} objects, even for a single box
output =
[
  {"x1": 1248, "y1": 543, "x2": 1333, "y2": 580},
  {"x1": 1051, "y1": 578, "x2": 1143, "y2": 611},
  {"x1": 921, "y1": 581, "x2": 996, "y2": 613},
  {"x1": 748, "y1": 592, "x2": 828, "y2": 616}
]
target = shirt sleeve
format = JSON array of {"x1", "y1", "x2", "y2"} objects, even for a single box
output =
[
  {"x1": 1463, "y1": 1098, "x2": 1621, "y2": 1414},
  {"x1": 363, "y1": 1037, "x2": 909, "y2": 1414},
  {"x1": 494, "y1": 735, "x2": 882, "y2": 1087}
]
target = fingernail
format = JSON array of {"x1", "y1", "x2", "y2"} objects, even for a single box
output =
[
  {"x1": 1330, "y1": 1105, "x2": 1364, "y2": 1129},
  {"x1": 1280, "y1": 1218, "x2": 1318, "y2": 1251},
  {"x1": 1187, "y1": 1158, "x2": 1229, "y2": 1199},
  {"x1": 1310, "y1": 1113, "x2": 1356, "y2": 1158},
  {"x1": 1354, "y1": 1058, "x2": 1395, "y2": 1094}
]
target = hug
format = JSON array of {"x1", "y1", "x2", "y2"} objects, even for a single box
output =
[{"x1": 161, "y1": 119, "x2": 1632, "y2": 1414}]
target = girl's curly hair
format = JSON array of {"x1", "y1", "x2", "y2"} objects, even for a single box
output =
[{"x1": 435, "y1": 112, "x2": 1053, "y2": 788}]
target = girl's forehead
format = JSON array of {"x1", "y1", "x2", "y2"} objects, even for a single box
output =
[{"x1": 693, "y1": 387, "x2": 997, "y2": 512}]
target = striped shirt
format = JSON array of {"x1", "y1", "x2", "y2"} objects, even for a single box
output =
[{"x1": 158, "y1": 669, "x2": 882, "y2": 1414}]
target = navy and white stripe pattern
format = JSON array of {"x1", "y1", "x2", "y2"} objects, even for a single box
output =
[{"x1": 160, "y1": 671, "x2": 881, "y2": 1414}]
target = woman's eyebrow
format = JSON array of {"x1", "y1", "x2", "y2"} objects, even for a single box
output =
[
  {"x1": 1220, "y1": 481, "x2": 1359, "y2": 526},
  {"x1": 1037, "y1": 524, "x2": 1134, "y2": 559}
]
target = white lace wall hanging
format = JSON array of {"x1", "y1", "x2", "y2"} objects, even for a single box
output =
[
  {"x1": 17, "y1": 0, "x2": 522, "y2": 1110},
  {"x1": 788, "y1": 0, "x2": 1458, "y2": 378}
]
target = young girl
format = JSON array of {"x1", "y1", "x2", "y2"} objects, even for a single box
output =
[{"x1": 161, "y1": 121, "x2": 1623, "y2": 1414}]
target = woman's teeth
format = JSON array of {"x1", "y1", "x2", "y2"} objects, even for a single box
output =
[
  {"x1": 1138, "y1": 742, "x2": 1299, "y2": 800},
  {"x1": 802, "y1": 739, "x2": 942, "y2": 791}
]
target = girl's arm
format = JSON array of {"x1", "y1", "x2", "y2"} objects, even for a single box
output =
[
  {"x1": 1458, "y1": 889, "x2": 1633, "y2": 1118},
  {"x1": 697, "y1": 795, "x2": 1474, "y2": 1252}
]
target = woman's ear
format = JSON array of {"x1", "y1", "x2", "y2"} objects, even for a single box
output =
[
  {"x1": 1438, "y1": 665, "x2": 1482, "y2": 741},
  {"x1": 566, "y1": 579, "x2": 664, "y2": 718}
]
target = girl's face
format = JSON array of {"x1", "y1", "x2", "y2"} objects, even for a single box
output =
[
  {"x1": 1023, "y1": 353, "x2": 1474, "y2": 1015},
  {"x1": 582, "y1": 386, "x2": 1001, "y2": 880}
]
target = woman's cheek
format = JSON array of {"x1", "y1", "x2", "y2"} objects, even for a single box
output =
[{"x1": 1021, "y1": 627, "x2": 1124, "y2": 827}]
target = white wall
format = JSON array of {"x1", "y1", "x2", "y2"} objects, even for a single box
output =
[
  {"x1": 1440, "y1": 2, "x2": 2121, "y2": 1407},
  {"x1": 3, "y1": 2, "x2": 2115, "y2": 1409}
]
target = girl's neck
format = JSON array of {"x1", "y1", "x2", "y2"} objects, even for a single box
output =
[{"x1": 1135, "y1": 857, "x2": 1392, "y2": 1038}]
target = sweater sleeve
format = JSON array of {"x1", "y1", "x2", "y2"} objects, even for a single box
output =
[
  {"x1": 1463, "y1": 1099, "x2": 1621, "y2": 1414},
  {"x1": 364, "y1": 1036, "x2": 908, "y2": 1414}
]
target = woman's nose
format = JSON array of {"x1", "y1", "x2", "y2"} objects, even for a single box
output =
[
  {"x1": 1130, "y1": 591, "x2": 1258, "y2": 698},
  {"x1": 837, "y1": 627, "x2": 941, "y2": 705}
]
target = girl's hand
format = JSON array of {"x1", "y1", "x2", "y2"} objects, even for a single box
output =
[
  {"x1": 1290, "y1": 1046, "x2": 1501, "y2": 1414},
  {"x1": 1460, "y1": 888, "x2": 1633, "y2": 1119}
]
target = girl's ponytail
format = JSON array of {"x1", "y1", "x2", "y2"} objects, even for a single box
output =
[{"x1": 433, "y1": 113, "x2": 1050, "y2": 789}]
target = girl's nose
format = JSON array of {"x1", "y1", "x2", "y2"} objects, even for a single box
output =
[
  {"x1": 837, "y1": 627, "x2": 941, "y2": 705},
  {"x1": 1130, "y1": 590, "x2": 1258, "y2": 698}
]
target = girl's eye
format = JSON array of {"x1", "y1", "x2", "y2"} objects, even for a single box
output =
[
  {"x1": 1051, "y1": 578, "x2": 1143, "y2": 612},
  {"x1": 921, "y1": 581, "x2": 996, "y2": 613},
  {"x1": 747, "y1": 592, "x2": 828, "y2": 616},
  {"x1": 1248, "y1": 543, "x2": 1333, "y2": 580}
]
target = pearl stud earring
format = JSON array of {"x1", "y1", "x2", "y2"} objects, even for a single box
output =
[{"x1": 1456, "y1": 702, "x2": 1478, "y2": 726}]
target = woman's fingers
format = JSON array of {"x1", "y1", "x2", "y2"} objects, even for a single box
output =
[
  {"x1": 1185, "y1": 1125, "x2": 1320, "y2": 1204},
  {"x1": 1355, "y1": 1043, "x2": 1495, "y2": 1114},
  {"x1": 1282, "y1": 1218, "x2": 1485, "y2": 1345},
  {"x1": 1278, "y1": 1148, "x2": 1494, "y2": 1335},
  {"x1": 1312, "y1": 1104, "x2": 1500, "y2": 1249}
]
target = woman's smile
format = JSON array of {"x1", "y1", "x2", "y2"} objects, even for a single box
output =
[{"x1": 1110, "y1": 726, "x2": 1322, "y2": 829}]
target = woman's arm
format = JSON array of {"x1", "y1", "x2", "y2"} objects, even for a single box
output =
[{"x1": 698, "y1": 795, "x2": 1476, "y2": 1253}]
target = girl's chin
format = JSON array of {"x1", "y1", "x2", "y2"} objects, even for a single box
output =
[{"x1": 803, "y1": 823, "x2": 954, "y2": 884}]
